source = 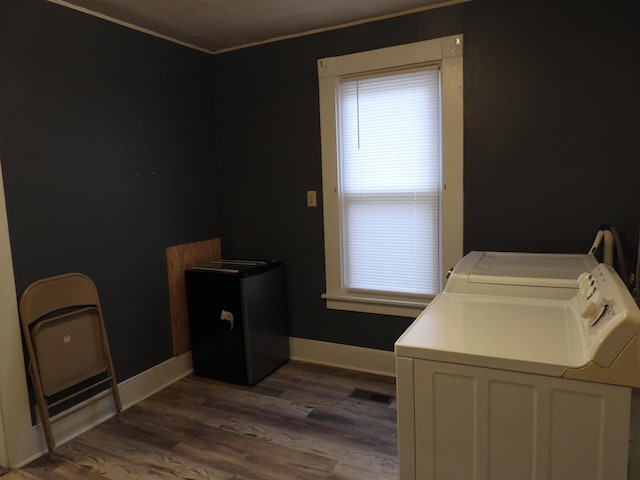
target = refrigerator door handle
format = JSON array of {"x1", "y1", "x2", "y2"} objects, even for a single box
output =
[{"x1": 220, "y1": 310, "x2": 235, "y2": 330}]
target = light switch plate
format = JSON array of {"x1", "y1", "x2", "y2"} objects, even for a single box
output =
[{"x1": 307, "y1": 190, "x2": 317, "y2": 207}]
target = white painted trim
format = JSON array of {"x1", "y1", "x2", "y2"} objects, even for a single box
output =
[
  {"x1": 318, "y1": 35, "x2": 464, "y2": 315},
  {"x1": 322, "y1": 293, "x2": 425, "y2": 318},
  {"x1": 289, "y1": 337, "x2": 396, "y2": 377},
  {"x1": 11, "y1": 352, "x2": 193, "y2": 469},
  {"x1": 118, "y1": 351, "x2": 193, "y2": 409},
  {"x1": 0, "y1": 157, "x2": 31, "y2": 471}
]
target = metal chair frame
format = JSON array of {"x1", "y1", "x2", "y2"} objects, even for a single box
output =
[{"x1": 19, "y1": 272, "x2": 122, "y2": 459}]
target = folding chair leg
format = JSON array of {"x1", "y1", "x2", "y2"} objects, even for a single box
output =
[
  {"x1": 39, "y1": 407, "x2": 56, "y2": 461},
  {"x1": 31, "y1": 363, "x2": 57, "y2": 460},
  {"x1": 109, "y1": 375, "x2": 123, "y2": 421}
]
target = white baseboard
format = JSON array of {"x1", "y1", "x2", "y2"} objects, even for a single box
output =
[
  {"x1": 288, "y1": 337, "x2": 396, "y2": 377},
  {"x1": 118, "y1": 351, "x2": 193, "y2": 409},
  {"x1": 14, "y1": 352, "x2": 193, "y2": 468}
]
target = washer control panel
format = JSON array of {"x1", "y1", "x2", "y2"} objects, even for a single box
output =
[
  {"x1": 577, "y1": 271, "x2": 608, "y2": 326},
  {"x1": 575, "y1": 264, "x2": 640, "y2": 367}
]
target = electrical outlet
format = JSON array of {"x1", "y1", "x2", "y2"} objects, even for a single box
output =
[{"x1": 307, "y1": 190, "x2": 317, "y2": 207}]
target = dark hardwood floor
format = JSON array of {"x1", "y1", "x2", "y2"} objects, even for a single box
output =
[{"x1": 4, "y1": 361, "x2": 399, "y2": 479}]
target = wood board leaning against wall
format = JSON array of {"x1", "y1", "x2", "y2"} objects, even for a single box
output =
[{"x1": 165, "y1": 238, "x2": 222, "y2": 356}]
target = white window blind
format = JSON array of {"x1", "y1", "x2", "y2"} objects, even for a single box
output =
[{"x1": 338, "y1": 67, "x2": 441, "y2": 296}]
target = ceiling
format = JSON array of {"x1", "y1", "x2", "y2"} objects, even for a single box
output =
[{"x1": 49, "y1": 0, "x2": 467, "y2": 54}]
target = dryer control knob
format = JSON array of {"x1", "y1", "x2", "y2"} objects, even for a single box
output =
[
  {"x1": 581, "y1": 298, "x2": 607, "y2": 326},
  {"x1": 581, "y1": 300, "x2": 599, "y2": 320},
  {"x1": 579, "y1": 280, "x2": 596, "y2": 299},
  {"x1": 588, "y1": 289, "x2": 602, "y2": 303},
  {"x1": 577, "y1": 272, "x2": 592, "y2": 286},
  {"x1": 589, "y1": 304, "x2": 609, "y2": 327}
]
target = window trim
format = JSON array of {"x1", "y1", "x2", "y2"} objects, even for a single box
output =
[{"x1": 318, "y1": 35, "x2": 464, "y2": 318}]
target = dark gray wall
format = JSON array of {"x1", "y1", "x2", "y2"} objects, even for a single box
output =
[
  {"x1": 0, "y1": 0, "x2": 221, "y2": 380},
  {"x1": 464, "y1": 0, "x2": 640, "y2": 254},
  {"x1": 214, "y1": 0, "x2": 640, "y2": 351},
  {"x1": 1, "y1": 0, "x2": 639, "y2": 382}
]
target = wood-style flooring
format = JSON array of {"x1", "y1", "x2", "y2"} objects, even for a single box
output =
[{"x1": 3, "y1": 361, "x2": 399, "y2": 480}]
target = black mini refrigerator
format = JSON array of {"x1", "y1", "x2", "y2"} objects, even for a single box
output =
[{"x1": 185, "y1": 260, "x2": 289, "y2": 385}]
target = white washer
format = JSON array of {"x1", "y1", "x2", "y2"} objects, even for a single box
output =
[
  {"x1": 395, "y1": 253, "x2": 640, "y2": 480},
  {"x1": 445, "y1": 250, "x2": 598, "y2": 297}
]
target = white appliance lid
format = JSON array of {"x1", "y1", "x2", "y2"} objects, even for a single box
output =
[
  {"x1": 395, "y1": 292, "x2": 589, "y2": 376},
  {"x1": 467, "y1": 251, "x2": 598, "y2": 288}
]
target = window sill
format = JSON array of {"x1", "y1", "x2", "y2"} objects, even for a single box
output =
[{"x1": 321, "y1": 292, "x2": 430, "y2": 318}]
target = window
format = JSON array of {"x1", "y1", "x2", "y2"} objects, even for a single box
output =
[{"x1": 318, "y1": 36, "x2": 463, "y2": 317}]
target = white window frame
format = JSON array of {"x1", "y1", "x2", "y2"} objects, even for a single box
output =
[{"x1": 318, "y1": 35, "x2": 464, "y2": 318}]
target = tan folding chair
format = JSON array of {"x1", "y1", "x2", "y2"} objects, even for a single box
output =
[{"x1": 19, "y1": 272, "x2": 122, "y2": 459}]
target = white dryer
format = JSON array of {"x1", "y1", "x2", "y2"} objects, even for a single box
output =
[{"x1": 395, "y1": 252, "x2": 640, "y2": 480}]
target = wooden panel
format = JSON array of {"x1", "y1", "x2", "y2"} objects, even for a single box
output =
[{"x1": 165, "y1": 238, "x2": 221, "y2": 356}]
